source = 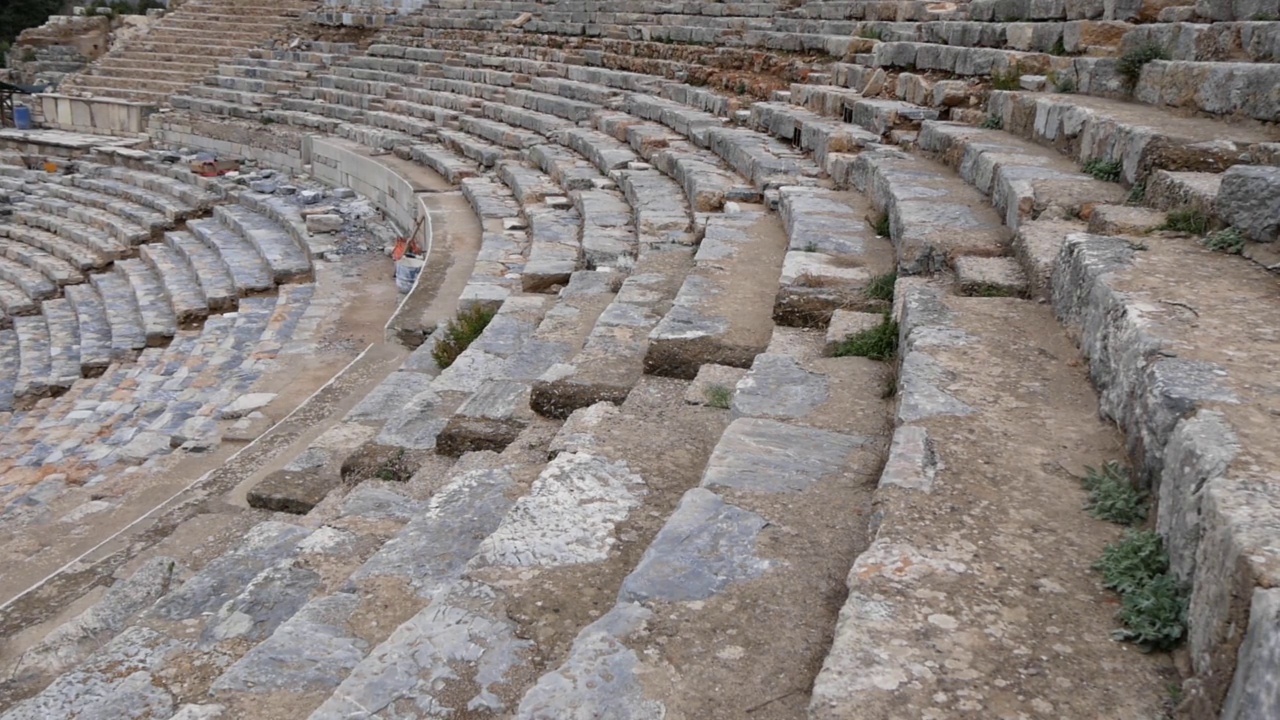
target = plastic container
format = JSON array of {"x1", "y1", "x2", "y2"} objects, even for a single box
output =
[
  {"x1": 394, "y1": 255, "x2": 424, "y2": 293},
  {"x1": 13, "y1": 105, "x2": 32, "y2": 130}
]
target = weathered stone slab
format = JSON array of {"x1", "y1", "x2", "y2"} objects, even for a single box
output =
[{"x1": 1216, "y1": 165, "x2": 1279, "y2": 243}]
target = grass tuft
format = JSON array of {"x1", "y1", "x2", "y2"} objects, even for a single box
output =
[
  {"x1": 981, "y1": 114, "x2": 1003, "y2": 130},
  {"x1": 833, "y1": 312, "x2": 898, "y2": 361},
  {"x1": 432, "y1": 305, "x2": 497, "y2": 369},
  {"x1": 991, "y1": 67, "x2": 1021, "y2": 91},
  {"x1": 858, "y1": 27, "x2": 884, "y2": 40},
  {"x1": 872, "y1": 213, "x2": 891, "y2": 237},
  {"x1": 863, "y1": 271, "x2": 896, "y2": 302},
  {"x1": 1082, "y1": 461, "x2": 1147, "y2": 525},
  {"x1": 1118, "y1": 42, "x2": 1170, "y2": 85},
  {"x1": 375, "y1": 449, "x2": 414, "y2": 483},
  {"x1": 1083, "y1": 158, "x2": 1123, "y2": 183},
  {"x1": 1163, "y1": 207, "x2": 1210, "y2": 235},
  {"x1": 1204, "y1": 227, "x2": 1245, "y2": 255},
  {"x1": 704, "y1": 384, "x2": 733, "y2": 409}
]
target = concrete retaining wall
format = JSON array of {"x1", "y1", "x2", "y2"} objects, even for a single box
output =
[{"x1": 40, "y1": 94, "x2": 155, "y2": 136}]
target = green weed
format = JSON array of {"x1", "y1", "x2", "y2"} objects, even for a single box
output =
[
  {"x1": 991, "y1": 66, "x2": 1022, "y2": 91},
  {"x1": 1118, "y1": 42, "x2": 1170, "y2": 85},
  {"x1": 1204, "y1": 228, "x2": 1245, "y2": 255},
  {"x1": 1114, "y1": 573, "x2": 1189, "y2": 651},
  {"x1": 833, "y1": 313, "x2": 898, "y2": 361},
  {"x1": 1083, "y1": 158, "x2": 1123, "y2": 183},
  {"x1": 1082, "y1": 461, "x2": 1147, "y2": 525},
  {"x1": 981, "y1": 114, "x2": 1003, "y2": 130},
  {"x1": 1163, "y1": 207, "x2": 1210, "y2": 235},
  {"x1": 431, "y1": 305, "x2": 497, "y2": 369},
  {"x1": 704, "y1": 384, "x2": 733, "y2": 409},
  {"x1": 872, "y1": 213, "x2": 891, "y2": 237},
  {"x1": 863, "y1": 271, "x2": 896, "y2": 302}
]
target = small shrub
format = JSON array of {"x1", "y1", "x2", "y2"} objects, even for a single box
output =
[
  {"x1": 872, "y1": 213, "x2": 891, "y2": 237},
  {"x1": 863, "y1": 271, "x2": 896, "y2": 302},
  {"x1": 833, "y1": 312, "x2": 898, "y2": 361},
  {"x1": 991, "y1": 67, "x2": 1021, "y2": 91},
  {"x1": 704, "y1": 384, "x2": 732, "y2": 409},
  {"x1": 1082, "y1": 461, "x2": 1147, "y2": 525},
  {"x1": 375, "y1": 448, "x2": 414, "y2": 482},
  {"x1": 1095, "y1": 530, "x2": 1167, "y2": 596},
  {"x1": 1113, "y1": 572, "x2": 1189, "y2": 651},
  {"x1": 431, "y1": 305, "x2": 497, "y2": 369},
  {"x1": 1118, "y1": 42, "x2": 1170, "y2": 85},
  {"x1": 1083, "y1": 158, "x2": 1123, "y2": 183},
  {"x1": 1163, "y1": 207, "x2": 1210, "y2": 235},
  {"x1": 1204, "y1": 228, "x2": 1245, "y2": 255},
  {"x1": 981, "y1": 114, "x2": 1003, "y2": 130}
]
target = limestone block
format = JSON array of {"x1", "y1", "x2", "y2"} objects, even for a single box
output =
[{"x1": 1216, "y1": 165, "x2": 1280, "y2": 242}]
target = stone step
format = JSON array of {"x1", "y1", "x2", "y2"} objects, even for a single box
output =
[
  {"x1": 811, "y1": 277, "x2": 1172, "y2": 718},
  {"x1": 0, "y1": 237, "x2": 84, "y2": 288},
  {"x1": 1051, "y1": 231, "x2": 1280, "y2": 716},
  {"x1": 18, "y1": 193, "x2": 151, "y2": 247},
  {"x1": 70, "y1": 176, "x2": 196, "y2": 225},
  {"x1": 438, "y1": 270, "x2": 617, "y2": 455},
  {"x1": 917, "y1": 120, "x2": 1127, "y2": 232},
  {"x1": 774, "y1": 186, "x2": 897, "y2": 328},
  {"x1": 163, "y1": 231, "x2": 238, "y2": 312},
  {"x1": 987, "y1": 91, "x2": 1279, "y2": 186},
  {"x1": 35, "y1": 181, "x2": 170, "y2": 236},
  {"x1": 86, "y1": 164, "x2": 216, "y2": 216},
  {"x1": 645, "y1": 211, "x2": 786, "y2": 378},
  {"x1": 520, "y1": 325, "x2": 889, "y2": 717},
  {"x1": 11, "y1": 315, "x2": 54, "y2": 406},
  {"x1": 7, "y1": 208, "x2": 130, "y2": 261},
  {"x1": 213, "y1": 205, "x2": 312, "y2": 284},
  {"x1": 186, "y1": 218, "x2": 276, "y2": 295},
  {"x1": 41, "y1": 298, "x2": 82, "y2": 392},
  {"x1": 0, "y1": 277, "x2": 36, "y2": 319},
  {"x1": 1121, "y1": 21, "x2": 1280, "y2": 63},
  {"x1": 531, "y1": 246, "x2": 694, "y2": 418},
  {"x1": 841, "y1": 146, "x2": 1012, "y2": 275},
  {"x1": 62, "y1": 283, "x2": 113, "y2": 373},
  {"x1": 222, "y1": 456, "x2": 524, "y2": 718},
  {"x1": 0, "y1": 253, "x2": 57, "y2": 302},
  {"x1": 87, "y1": 270, "x2": 147, "y2": 358},
  {"x1": 0, "y1": 328, "x2": 16, "y2": 411},
  {"x1": 114, "y1": 259, "x2": 178, "y2": 347},
  {"x1": 0, "y1": 522, "x2": 316, "y2": 720},
  {"x1": 522, "y1": 204, "x2": 582, "y2": 293},
  {"x1": 139, "y1": 244, "x2": 209, "y2": 327},
  {"x1": 315, "y1": 373, "x2": 732, "y2": 719}
]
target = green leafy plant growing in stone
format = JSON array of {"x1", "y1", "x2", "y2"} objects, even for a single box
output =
[
  {"x1": 1118, "y1": 42, "x2": 1170, "y2": 86},
  {"x1": 872, "y1": 213, "x2": 891, "y2": 237},
  {"x1": 990, "y1": 67, "x2": 1022, "y2": 91},
  {"x1": 432, "y1": 305, "x2": 497, "y2": 369},
  {"x1": 981, "y1": 114, "x2": 1003, "y2": 130},
  {"x1": 833, "y1": 313, "x2": 898, "y2": 361},
  {"x1": 863, "y1": 271, "x2": 896, "y2": 302},
  {"x1": 858, "y1": 27, "x2": 883, "y2": 40},
  {"x1": 704, "y1": 384, "x2": 733, "y2": 409},
  {"x1": 1082, "y1": 461, "x2": 1147, "y2": 525},
  {"x1": 1095, "y1": 530, "x2": 1188, "y2": 651},
  {"x1": 1204, "y1": 228, "x2": 1245, "y2": 255},
  {"x1": 1083, "y1": 159, "x2": 1123, "y2": 183},
  {"x1": 374, "y1": 448, "x2": 414, "y2": 483},
  {"x1": 1164, "y1": 208, "x2": 1210, "y2": 235}
]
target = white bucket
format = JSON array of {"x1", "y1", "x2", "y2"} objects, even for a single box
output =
[{"x1": 394, "y1": 255, "x2": 424, "y2": 294}]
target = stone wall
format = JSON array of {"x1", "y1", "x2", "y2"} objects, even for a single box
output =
[
  {"x1": 148, "y1": 114, "x2": 310, "y2": 170},
  {"x1": 8, "y1": 15, "x2": 112, "y2": 88},
  {"x1": 308, "y1": 0, "x2": 430, "y2": 26},
  {"x1": 309, "y1": 136, "x2": 431, "y2": 254}
]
